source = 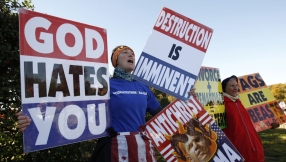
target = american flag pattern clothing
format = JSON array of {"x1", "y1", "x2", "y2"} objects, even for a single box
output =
[{"x1": 111, "y1": 132, "x2": 156, "y2": 162}]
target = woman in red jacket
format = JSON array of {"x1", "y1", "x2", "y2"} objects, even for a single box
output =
[{"x1": 222, "y1": 75, "x2": 264, "y2": 162}]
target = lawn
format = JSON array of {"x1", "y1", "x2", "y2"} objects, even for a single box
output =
[
  {"x1": 155, "y1": 128, "x2": 286, "y2": 162},
  {"x1": 259, "y1": 128, "x2": 286, "y2": 162}
]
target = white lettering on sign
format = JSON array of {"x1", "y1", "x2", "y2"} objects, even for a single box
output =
[
  {"x1": 58, "y1": 105, "x2": 86, "y2": 140},
  {"x1": 24, "y1": 17, "x2": 53, "y2": 53},
  {"x1": 28, "y1": 106, "x2": 56, "y2": 145},
  {"x1": 134, "y1": 56, "x2": 195, "y2": 98},
  {"x1": 146, "y1": 99, "x2": 209, "y2": 147},
  {"x1": 56, "y1": 23, "x2": 83, "y2": 57},
  {"x1": 24, "y1": 17, "x2": 104, "y2": 58},
  {"x1": 213, "y1": 143, "x2": 242, "y2": 162},
  {"x1": 87, "y1": 103, "x2": 107, "y2": 135},
  {"x1": 28, "y1": 103, "x2": 107, "y2": 145},
  {"x1": 155, "y1": 10, "x2": 212, "y2": 50}
]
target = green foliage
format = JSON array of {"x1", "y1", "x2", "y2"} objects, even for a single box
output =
[
  {"x1": 145, "y1": 87, "x2": 175, "y2": 122},
  {"x1": 150, "y1": 88, "x2": 175, "y2": 108},
  {"x1": 0, "y1": 0, "x2": 33, "y2": 161},
  {"x1": 269, "y1": 83, "x2": 286, "y2": 103},
  {"x1": 19, "y1": 139, "x2": 97, "y2": 162}
]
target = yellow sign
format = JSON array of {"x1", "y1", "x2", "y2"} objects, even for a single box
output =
[
  {"x1": 238, "y1": 73, "x2": 286, "y2": 132},
  {"x1": 239, "y1": 88, "x2": 276, "y2": 108},
  {"x1": 195, "y1": 66, "x2": 226, "y2": 129}
]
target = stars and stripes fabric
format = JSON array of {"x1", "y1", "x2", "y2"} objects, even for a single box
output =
[{"x1": 111, "y1": 132, "x2": 156, "y2": 162}]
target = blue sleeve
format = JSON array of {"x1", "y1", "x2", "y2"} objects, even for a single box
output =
[{"x1": 146, "y1": 86, "x2": 161, "y2": 114}]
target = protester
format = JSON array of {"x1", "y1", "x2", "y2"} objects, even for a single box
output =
[
  {"x1": 221, "y1": 75, "x2": 264, "y2": 162},
  {"x1": 17, "y1": 45, "x2": 196, "y2": 162}
]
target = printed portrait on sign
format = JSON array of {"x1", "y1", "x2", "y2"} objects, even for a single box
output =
[{"x1": 165, "y1": 115, "x2": 218, "y2": 162}]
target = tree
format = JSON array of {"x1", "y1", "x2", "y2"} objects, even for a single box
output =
[
  {"x1": 145, "y1": 87, "x2": 176, "y2": 121},
  {"x1": 0, "y1": 0, "x2": 34, "y2": 161},
  {"x1": 269, "y1": 83, "x2": 286, "y2": 103}
]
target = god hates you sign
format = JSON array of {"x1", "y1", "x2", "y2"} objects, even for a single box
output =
[
  {"x1": 145, "y1": 97, "x2": 244, "y2": 162},
  {"x1": 19, "y1": 9, "x2": 110, "y2": 152},
  {"x1": 133, "y1": 7, "x2": 213, "y2": 101}
]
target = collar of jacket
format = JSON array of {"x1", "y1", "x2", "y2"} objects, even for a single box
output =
[{"x1": 223, "y1": 95, "x2": 241, "y2": 102}]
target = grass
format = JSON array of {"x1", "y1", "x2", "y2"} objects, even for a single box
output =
[
  {"x1": 259, "y1": 128, "x2": 286, "y2": 162},
  {"x1": 155, "y1": 128, "x2": 286, "y2": 162}
]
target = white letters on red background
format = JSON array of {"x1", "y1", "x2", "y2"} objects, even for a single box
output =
[
  {"x1": 20, "y1": 8, "x2": 108, "y2": 62},
  {"x1": 154, "y1": 9, "x2": 213, "y2": 53},
  {"x1": 20, "y1": 8, "x2": 109, "y2": 103},
  {"x1": 24, "y1": 17, "x2": 105, "y2": 58}
]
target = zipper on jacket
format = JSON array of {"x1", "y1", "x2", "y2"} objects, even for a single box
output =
[{"x1": 235, "y1": 102, "x2": 255, "y2": 152}]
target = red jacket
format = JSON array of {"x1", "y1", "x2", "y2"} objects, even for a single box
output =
[{"x1": 223, "y1": 96, "x2": 264, "y2": 162}]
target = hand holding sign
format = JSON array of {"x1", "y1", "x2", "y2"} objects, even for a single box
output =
[{"x1": 16, "y1": 111, "x2": 31, "y2": 132}]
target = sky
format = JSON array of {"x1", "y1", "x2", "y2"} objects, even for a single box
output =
[{"x1": 30, "y1": 0, "x2": 286, "y2": 85}]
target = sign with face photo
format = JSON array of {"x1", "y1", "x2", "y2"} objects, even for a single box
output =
[{"x1": 145, "y1": 97, "x2": 244, "y2": 162}]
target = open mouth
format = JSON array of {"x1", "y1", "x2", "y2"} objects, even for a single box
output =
[{"x1": 127, "y1": 59, "x2": 133, "y2": 64}]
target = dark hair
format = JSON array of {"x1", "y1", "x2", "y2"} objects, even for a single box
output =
[
  {"x1": 221, "y1": 75, "x2": 238, "y2": 92},
  {"x1": 194, "y1": 130, "x2": 212, "y2": 146}
]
